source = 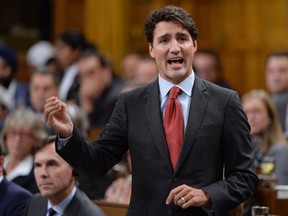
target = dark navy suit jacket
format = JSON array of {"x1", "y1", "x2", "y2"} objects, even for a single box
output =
[{"x1": 0, "y1": 178, "x2": 32, "y2": 216}]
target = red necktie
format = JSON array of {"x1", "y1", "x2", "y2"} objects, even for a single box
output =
[{"x1": 163, "y1": 86, "x2": 184, "y2": 170}]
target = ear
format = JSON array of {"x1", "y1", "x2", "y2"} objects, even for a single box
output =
[
  {"x1": 148, "y1": 43, "x2": 155, "y2": 58},
  {"x1": 193, "y1": 40, "x2": 197, "y2": 52},
  {"x1": 0, "y1": 156, "x2": 4, "y2": 175}
]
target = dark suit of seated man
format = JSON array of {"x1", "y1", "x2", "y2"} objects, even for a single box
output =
[
  {"x1": 0, "y1": 141, "x2": 32, "y2": 216},
  {"x1": 25, "y1": 135, "x2": 104, "y2": 216}
]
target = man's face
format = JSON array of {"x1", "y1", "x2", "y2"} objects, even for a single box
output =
[
  {"x1": 30, "y1": 74, "x2": 58, "y2": 113},
  {"x1": 78, "y1": 56, "x2": 103, "y2": 83},
  {"x1": 78, "y1": 56, "x2": 110, "y2": 97},
  {"x1": 149, "y1": 21, "x2": 197, "y2": 84},
  {"x1": 193, "y1": 54, "x2": 219, "y2": 83},
  {"x1": 265, "y1": 56, "x2": 288, "y2": 94},
  {"x1": 56, "y1": 40, "x2": 79, "y2": 69},
  {"x1": 34, "y1": 143, "x2": 75, "y2": 204}
]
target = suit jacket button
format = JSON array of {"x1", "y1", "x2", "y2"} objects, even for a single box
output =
[{"x1": 172, "y1": 175, "x2": 177, "y2": 182}]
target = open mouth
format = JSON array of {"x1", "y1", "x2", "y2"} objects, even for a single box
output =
[{"x1": 167, "y1": 57, "x2": 184, "y2": 65}]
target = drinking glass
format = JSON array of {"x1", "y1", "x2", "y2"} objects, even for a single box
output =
[
  {"x1": 259, "y1": 156, "x2": 275, "y2": 180},
  {"x1": 251, "y1": 206, "x2": 270, "y2": 216}
]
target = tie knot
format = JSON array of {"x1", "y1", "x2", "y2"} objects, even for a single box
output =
[
  {"x1": 48, "y1": 208, "x2": 57, "y2": 216},
  {"x1": 169, "y1": 86, "x2": 181, "y2": 99}
]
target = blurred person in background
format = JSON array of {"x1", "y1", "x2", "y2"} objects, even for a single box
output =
[
  {"x1": 0, "y1": 97, "x2": 9, "y2": 132},
  {"x1": 25, "y1": 135, "x2": 105, "y2": 216},
  {"x1": 67, "y1": 104, "x2": 90, "y2": 139},
  {"x1": 55, "y1": 29, "x2": 96, "y2": 103},
  {"x1": 193, "y1": 49, "x2": 233, "y2": 89},
  {"x1": 265, "y1": 51, "x2": 288, "y2": 135},
  {"x1": 121, "y1": 52, "x2": 141, "y2": 82},
  {"x1": 1, "y1": 108, "x2": 47, "y2": 193},
  {"x1": 105, "y1": 151, "x2": 132, "y2": 204},
  {"x1": 29, "y1": 71, "x2": 59, "y2": 135},
  {"x1": 0, "y1": 141, "x2": 32, "y2": 216},
  {"x1": 0, "y1": 45, "x2": 30, "y2": 110},
  {"x1": 133, "y1": 55, "x2": 158, "y2": 86},
  {"x1": 242, "y1": 89, "x2": 288, "y2": 215},
  {"x1": 242, "y1": 89, "x2": 288, "y2": 185},
  {"x1": 26, "y1": 40, "x2": 57, "y2": 73},
  {"x1": 77, "y1": 49, "x2": 124, "y2": 129}
]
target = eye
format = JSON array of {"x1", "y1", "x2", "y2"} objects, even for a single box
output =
[
  {"x1": 34, "y1": 163, "x2": 41, "y2": 168},
  {"x1": 159, "y1": 38, "x2": 168, "y2": 44},
  {"x1": 47, "y1": 160, "x2": 59, "y2": 167},
  {"x1": 179, "y1": 36, "x2": 188, "y2": 43}
]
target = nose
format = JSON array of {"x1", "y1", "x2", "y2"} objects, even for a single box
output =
[
  {"x1": 170, "y1": 40, "x2": 180, "y2": 53},
  {"x1": 38, "y1": 167, "x2": 48, "y2": 178}
]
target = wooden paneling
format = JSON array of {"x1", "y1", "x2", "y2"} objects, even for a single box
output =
[
  {"x1": 84, "y1": 0, "x2": 129, "y2": 75},
  {"x1": 52, "y1": 0, "x2": 84, "y2": 42},
  {"x1": 93, "y1": 200, "x2": 128, "y2": 216},
  {"x1": 51, "y1": 0, "x2": 288, "y2": 95},
  {"x1": 193, "y1": 0, "x2": 288, "y2": 95}
]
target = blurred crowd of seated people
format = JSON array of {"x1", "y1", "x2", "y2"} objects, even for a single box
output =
[{"x1": 1, "y1": 27, "x2": 288, "y2": 211}]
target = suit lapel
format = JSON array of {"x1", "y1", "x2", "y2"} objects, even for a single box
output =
[
  {"x1": 176, "y1": 77, "x2": 209, "y2": 172},
  {"x1": 39, "y1": 201, "x2": 47, "y2": 216},
  {"x1": 0, "y1": 178, "x2": 8, "y2": 202},
  {"x1": 145, "y1": 81, "x2": 172, "y2": 171},
  {"x1": 63, "y1": 189, "x2": 80, "y2": 216},
  {"x1": 32, "y1": 195, "x2": 47, "y2": 216}
]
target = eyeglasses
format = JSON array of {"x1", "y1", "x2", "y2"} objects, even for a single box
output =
[{"x1": 6, "y1": 131, "x2": 32, "y2": 140}]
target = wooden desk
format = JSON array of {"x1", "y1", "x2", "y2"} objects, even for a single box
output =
[
  {"x1": 254, "y1": 187, "x2": 288, "y2": 216},
  {"x1": 93, "y1": 200, "x2": 128, "y2": 216}
]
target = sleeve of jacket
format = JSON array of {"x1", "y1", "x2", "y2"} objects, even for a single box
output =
[{"x1": 56, "y1": 93, "x2": 129, "y2": 177}]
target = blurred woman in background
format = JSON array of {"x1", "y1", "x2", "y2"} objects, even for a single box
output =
[
  {"x1": 0, "y1": 108, "x2": 47, "y2": 193},
  {"x1": 242, "y1": 89, "x2": 288, "y2": 185}
]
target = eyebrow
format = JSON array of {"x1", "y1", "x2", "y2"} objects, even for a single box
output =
[
  {"x1": 157, "y1": 33, "x2": 170, "y2": 39},
  {"x1": 157, "y1": 32, "x2": 189, "y2": 39},
  {"x1": 34, "y1": 159, "x2": 59, "y2": 166}
]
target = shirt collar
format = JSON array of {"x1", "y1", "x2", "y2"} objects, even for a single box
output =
[
  {"x1": 4, "y1": 154, "x2": 34, "y2": 181},
  {"x1": 159, "y1": 70, "x2": 195, "y2": 100},
  {"x1": 47, "y1": 186, "x2": 77, "y2": 215}
]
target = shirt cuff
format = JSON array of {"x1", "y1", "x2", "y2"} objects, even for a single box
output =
[
  {"x1": 57, "y1": 134, "x2": 72, "y2": 150},
  {"x1": 202, "y1": 202, "x2": 214, "y2": 216}
]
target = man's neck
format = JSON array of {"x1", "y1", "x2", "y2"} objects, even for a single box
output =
[{"x1": 49, "y1": 182, "x2": 75, "y2": 205}]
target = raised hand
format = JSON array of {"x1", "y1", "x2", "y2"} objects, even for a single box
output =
[{"x1": 44, "y1": 96, "x2": 74, "y2": 138}]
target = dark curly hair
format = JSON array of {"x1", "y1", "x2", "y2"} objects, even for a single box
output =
[{"x1": 144, "y1": 5, "x2": 198, "y2": 44}]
